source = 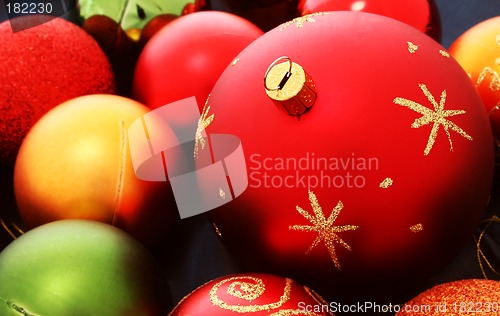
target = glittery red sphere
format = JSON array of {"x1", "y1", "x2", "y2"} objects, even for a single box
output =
[
  {"x1": 396, "y1": 279, "x2": 500, "y2": 315},
  {"x1": 298, "y1": 0, "x2": 442, "y2": 41},
  {"x1": 0, "y1": 16, "x2": 115, "y2": 166},
  {"x1": 169, "y1": 273, "x2": 334, "y2": 315},
  {"x1": 133, "y1": 11, "x2": 263, "y2": 110},
  {"x1": 206, "y1": 12, "x2": 493, "y2": 300}
]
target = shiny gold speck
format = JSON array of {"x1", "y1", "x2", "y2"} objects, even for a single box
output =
[
  {"x1": 209, "y1": 276, "x2": 292, "y2": 312},
  {"x1": 439, "y1": 50, "x2": 450, "y2": 58},
  {"x1": 231, "y1": 58, "x2": 239, "y2": 66},
  {"x1": 219, "y1": 188, "x2": 226, "y2": 199},
  {"x1": 410, "y1": 224, "x2": 423, "y2": 233},
  {"x1": 379, "y1": 178, "x2": 393, "y2": 189},
  {"x1": 407, "y1": 41, "x2": 419, "y2": 53},
  {"x1": 279, "y1": 12, "x2": 331, "y2": 30}
]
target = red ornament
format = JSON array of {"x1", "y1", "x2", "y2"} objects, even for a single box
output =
[
  {"x1": 0, "y1": 16, "x2": 115, "y2": 166},
  {"x1": 206, "y1": 12, "x2": 493, "y2": 300},
  {"x1": 169, "y1": 273, "x2": 334, "y2": 315},
  {"x1": 396, "y1": 279, "x2": 500, "y2": 315},
  {"x1": 14, "y1": 95, "x2": 178, "y2": 249},
  {"x1": 449, "y1": 17, "x2": 500, "y2": 140},
  {"x1": 132, "y1": 11, "x2": 263, "y2": 110},
  {"x1": 298, "y1": 0, "x2": 441, "y2": 41}
]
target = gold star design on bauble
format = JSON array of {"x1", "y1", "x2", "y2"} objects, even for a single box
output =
[
  {"x1": 393, "y1": 84, "x2": 473, "y2": 156},
  {"x1": 194, "y1": 95, "x2": 214, "y2": 159},
  {"x1": 289, "y1": 191, "x2": 359, "y2": 270}
]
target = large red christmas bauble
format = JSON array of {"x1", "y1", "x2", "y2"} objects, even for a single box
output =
[
  {"x1": 132, "y1": 11, "x2": 263, "y2": 110},
  {"x1": 169, "y1": 273, "x2": 334, "y2": 315},
  {"x1": 0, "y1": 16, "x2": 115, "y2": 166},
  {"x1": 396, "y1": 279, "x2": 500, "y2": 315},
  {"x1": 206, "y1": 12, "x2": 493, "y2": 301},
  {"x1": 449, "y1": 17, "x2": 500, "y2": 140},
  {"x1": 14, "y1": 95, "x2": 178, "y2": 248},
  {"x1": 298, "y1": 0, "x2": 441, "y2": 41}
]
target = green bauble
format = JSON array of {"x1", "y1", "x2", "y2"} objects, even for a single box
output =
[{"x1": 0, "y1": 220, "x2": 171, "y2": 316}]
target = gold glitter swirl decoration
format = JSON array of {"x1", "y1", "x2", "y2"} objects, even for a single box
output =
[
  {"x1": 209, "y1": 276, "x2": 293, "y2": 313},
  {"x1": 410, "y1": 223, "x2": 423, "y2": 233},
  {"x1": 379, "y1": 177, "x2": 393, "y2": 189},
  {"x1": 476, "y1": 67, "x2": 500, "y2": 92},
  {"x1": 289, "y1": 191, "x2": 359, "y2": 270},
  {"x1": 393, "y1": 83, "x2": 472, "y2": 155}
]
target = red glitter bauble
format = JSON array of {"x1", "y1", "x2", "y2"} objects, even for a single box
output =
[
  {"x1": 397, "y1": 279, "x2": 500, "y2": 315},
  {"x1": 0, "y1": 16, "x2": 115, "y2": 165},
  {"x1": 206, "y1": 12, "x2": 493, "y2": 301},
  {"x1": 169, "y1": 273, "x2": 334, "y2": 315}
]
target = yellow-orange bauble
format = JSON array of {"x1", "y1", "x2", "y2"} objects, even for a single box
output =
[
  {"x1": 14, "y1": 94, "x2": 178, "y2": 248},
  {"x1": 449, "y1": 16, "x2": 500, "y2": 139}
]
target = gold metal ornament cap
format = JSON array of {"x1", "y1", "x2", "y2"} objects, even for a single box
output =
[{"x1": 264, "y1": 56, "x2": 317, "y2": 116}]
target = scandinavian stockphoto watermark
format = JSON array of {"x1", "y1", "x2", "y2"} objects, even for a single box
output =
[{"x1": 248, "y1": 152, "x2": 379, "y2": 189}]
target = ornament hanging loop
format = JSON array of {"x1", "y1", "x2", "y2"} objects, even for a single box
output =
[
  {"x1": 264, "y1": 56, "x2": 317, "y2": 117},
  {"x1": 264, "y1": 56, "x2": 293, "y2": 91}
]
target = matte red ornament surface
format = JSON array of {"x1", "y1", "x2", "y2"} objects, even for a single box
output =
[
  {"x1": 14, "y1": 95, "x2": 179, "y2": 248},
  {"x1": 449, "y1": 16, "x2": 500, "y2": 140},
  {"x1": 298, "y1": 0, "x2": 441, "y2": 41},
  {"x1": 0, "y1": 16, "x2": 115, "y2": 166},
  {"x1": 396, "y1": 279, "x2": 500, "y2": 315},
  {"x1": 133, "y1": 11, "x2": 264, "y2": 110},
  {"x1": 206, "y1": 12, "x2": 493, "y2": 300},
  {"x1": 169, "y1": 273, "x2": 334, "y2": 315}
]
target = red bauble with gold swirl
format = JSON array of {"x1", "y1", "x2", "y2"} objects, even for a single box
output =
[{"x1": 169, "y1": 273, "x2": 334, "y2": 315}]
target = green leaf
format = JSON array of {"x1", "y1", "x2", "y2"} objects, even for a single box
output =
[{"x1": 78, "y1": 0, "x2": 193, "y2": 30}]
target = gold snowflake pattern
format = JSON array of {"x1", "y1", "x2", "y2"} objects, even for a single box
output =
[
  {"x1": 393, "y1": 84, "x2": 473, "y2": 156},
  {"x1": 279, "y1": 12, "x2": 331, "y2": 30},
  {"x1": 289, "y1": 191, "x2": 359, "y2": 270},
  {"x1": 194, "y1": 95, "x2": 214, "y2": 159}
]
